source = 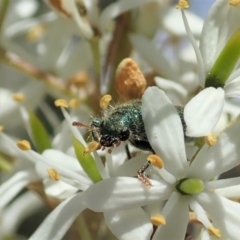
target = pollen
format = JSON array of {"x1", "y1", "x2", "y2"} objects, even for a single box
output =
[
  {"x1": 26, "y1": 24, "x2": 46, "y2": 42},
  {"x1": 54, "y1": 99, "x2": 68, "y2": 108},
  {"x1": 147, "y1": 154, "x2": 164, "y2": 169},
  {"x1": 100, "y1": 95, "x2": 112, "y2": 109},
  {"x1": 151, "y1": 214, "x2": 166, "y2": 226},
  {"x1": 17, "y1": 140, "x2": 31, "y2": 151},
  {"x1": 176, "y1": 0, "x2": 189, "y2": 9},
  {"x1": 208, "y1": 226, "x2": 221, "y2": 239},
  {"x1": 205, "y1": 133, "x2": 217, "y2": 146},
  {"x1": 12, "y1": 93, "x2": 25, "y2": 102},
  {"x1": 67, "y1": 71, "x2": 89, "y2": 88},
  {"x1": 84, "y1": 141, "x2": 100, "y2": 154},
  {"x1": 47, "y1": 168, "x2": 60, "y2": 181},
  {"x1": 69, "y1": 98, "x2": 80, "y2": 109},
  {"x1": 0, "y1": 126, "x2": 4, "y2": 132},
  {"x1": 115, "y1": 58, "x2": 146, "y2": 102},
  {"x1": 229, "y1": 0, "x2": 240, "y2": 6}
]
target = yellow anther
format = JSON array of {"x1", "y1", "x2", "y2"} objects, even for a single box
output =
[
  {"x1": 151, "y1": 214, "x2": 166, "y2": 226},
  {"x1": 69, "y1": 98, "x2": 80, "y2": 109},
  {"x1": 54, "y1": 99, "x2": 68, "y2": 108},
  {"x1": 115, "y1": 58, "x2": 146, "y2": 102},
  {"x1": 17, "y1": 140, "x2": 31, "y2": 151},
  {"x1": 0, "y1": 126, "x2": 4, "y2": 132},
  {"x1": 176, "y1": 0, "x2": 189, "y2": 9},
  {"x1": 12, "y1": 93, "x2": 25, "y2": 102},
  {"x1": 205, "y1": 133, "x2": 217, "y2": 146},
  {"x1": 100, "y1": 95, "x2": 112, "y2": 109},
  {"x1": 26, "y1": 24, "x2": 46, "y2": 42},
  {"x1": 67, "y1": 71, "x2": 89, "y2": 88},
  {"x1": 147, "y1": 155, "x2": 164, "y2": 169},
  {"x1": 47, "y1": 168, "x2": 60, "y2": 181},
  {"x1": 84, "y1": 141, "x2": 100, "y2": 154},
  {"x1": 208, "y1": 226, "x2": 221, "y2": 239},
  {"x1": 229, "y1": 0, "x2": 240, "y2": 6}
]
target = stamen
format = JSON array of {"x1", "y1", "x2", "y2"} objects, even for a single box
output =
[
  {"x1": 69, "y1": 98, "x2": 80, "y2": 109},
  {"x1": 0, "y1": 126, "x2": 4, "y2": 132},
  {"x1": 205, "y1": 133, "x2": 217, "y2": 146},
  {"x1": 138, "y1": 161, "x2": 153, "y2": 187},
  {"x1": 208, "y1": 226, "x2": 221, "y2": 239},
  {"x1": 17, "y1": 140, "x2": 31, "y2": 151},
  {"x1": 176, "y1": 0, "x2": 189, "y2": 9},
  {"x1": 229, "y1": 0, "x2": 240, "y2": 6},
  {"x1": 100, "y1": 95, "x2": 112, "y2": 109},
  {"x1": 12, "y1": 93, "x2": 25, "y2": 102},
  {"x1": 115, "y1": 58, "x2": 146, "y2": 102},
  {"x1": 54, "y1": 99, "x2": 68, "y2": 108},
  {"x1": 47, "y1": 168, "x2": 60, "y2": 181},
  {"x1": 67, "y1": 71, "x2": 89, "y2": 88},
  {"x1": 84, "y1": 141, "x2": 100, "y2": 154},
  {"x1": 147, "y1": 154, "x2": 164, "y2": 169},
  {"x1": 151, "y1": 214, "x2": 166, "y2": 226}
]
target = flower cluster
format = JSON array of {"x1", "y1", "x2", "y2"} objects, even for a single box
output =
[{"x1": 1, "y1": 0, "x2": 240, "y2": 240}]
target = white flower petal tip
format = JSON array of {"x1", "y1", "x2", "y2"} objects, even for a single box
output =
[
  {"x1": 151, "y1": 214, "x2": 166, "y2": 226},
  {"x1": 208, "y1": 226, "x2": 221, "y2": 239},
  {"x1": 184, "y1": 87, "x2": 225, "y2": 137}
]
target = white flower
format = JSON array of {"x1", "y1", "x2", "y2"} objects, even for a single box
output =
[
  {"x1": 83, "y1": 87, "x2": 240, "y2": 240},
  {"x1": 28, "y1": 104, "x2": 152, "y2": 240}
]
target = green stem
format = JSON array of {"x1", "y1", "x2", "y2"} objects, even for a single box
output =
[
  {"x1": 205, "y1": 28, "x2": 240, "y2": 88},
  {"x1": 0, "y1": 0, "x2": 9, "y2": 35},
  {"x1": 77, "y1": 215, "x2": 93, "y2": 240}
]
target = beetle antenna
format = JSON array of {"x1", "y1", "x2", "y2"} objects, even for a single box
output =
[{"x1": 72, "y1": 121, "x2": 90, "y2": 129}]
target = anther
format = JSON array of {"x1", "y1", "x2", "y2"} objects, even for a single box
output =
[
  {"x1": 208, "y1": 226, "x2": 221, "y2": 239},
  {"x1": 151, "y1": 214, "x2": 166, "y2": 226},
  {"x1": 54, "y1": 99, "x2": 68, "y2": 108},
  {"x1": 17, "y1": 140, "x2": 31, "y2": 151},
  {"x1": 205, "y1": 133, "x2": 217, "y2": 147},
  {"x1": 47, "y1": 168, "x2": 60, "y2": 181},
  {"x1": 0, "y1": 126, "x2": 4, "y2": 132},
  {"x1": 176, "y1": 0, "x2": 189, "y2": 9},
  {"x1": 12, "y1": 93, "x2": 25, "y2": 102},
  {"x1": 69, "y1": 98, "x2": 80, "y2": 109},
  {"x1": 84, "y1": 141, "x2": 100, "y2": 154},
  {"x1": 100, "y1": 95, "x2": 112, "y2": 109},
  {"x1": 229, "y1": 0, "x2": 240, "y2": 6},
  {"x1": 138, "y1": 160, "x2": 153, "y2": 187},
  {"x1": 147, "y1": 154, "x2": 164, "y2": 169}
]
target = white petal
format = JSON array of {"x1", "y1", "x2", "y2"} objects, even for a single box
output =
[
  {"x1": 189, "y1": 119, "x2": 240, "y2": 180},
  {"x1": 155, "y1": 76, "x2": 188, "y2": 104},
  {"x1": 0, "y1": 170, "x2": 40, "y2": 210},
  {"x1": 184, "y1": 87, "x2": 225, "y2": 137},
  {"x1": 104, "y1": 208, "x2": 152, "y2": 240},
  {"x1": 225, "y1": 77, "x2": 240, "y2": 98},
  {"x1": 1, "y1": 191, "x2": 43, "y2": 234},
  {"x1": 129, "y1": 34, "x2": 177, "y2": 80},
  {"x1": 152, "y1": 193, "x2": 188, "y2": 240},
  {"x1": 162, "y1": 7, "x2": 203, "y2": 36},
  {"x1": 84, "y1": 177, "x2": 172, "y2": 212},
  {"x1": 100, "y1": 0, "x2": 157, "y2": 32},
  {"x1": 30, "y1": 192, "x2": 85, "y2": 240},
  {"x1": 199, "y1": 0, "x2": 229, "y2": 73},
  {"x1": 215, "y1": 185, "x2": 240, "y2": 199},
  {"x1": 142, "y1": 87, "x2": 187, "y2": 178},
  {"x1": 197, "y1": 192, "x2": 240, "y2": 240},
  {"x1": 206, "y1": 177, "x2": 240, "y2": 190}
]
